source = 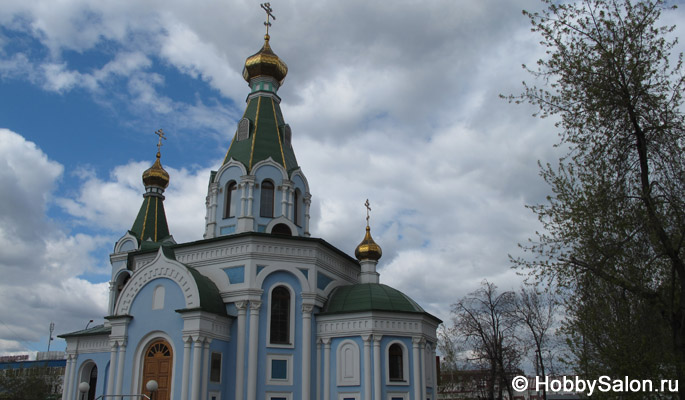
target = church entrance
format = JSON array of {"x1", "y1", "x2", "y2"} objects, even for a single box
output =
[{"x1": 141, "y1": 340, "x2": 173, "y2": 400}]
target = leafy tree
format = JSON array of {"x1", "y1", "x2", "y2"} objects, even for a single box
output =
[
  {"x1": 508, "y1": 0, "x2": 685, "y2": 390},
  {"x1": 445, "y1": 281, "x2": 521, "y2": 400},
  {"x1": 0, "y1": 366, "x2": 63, "y2": 400}
]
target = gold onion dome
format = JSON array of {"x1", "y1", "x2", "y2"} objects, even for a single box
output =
[
  {"x1": 355, "y1": 226, "x2": 383, "y2": 261},
  {"x1": 142, "y1": 152, "x2": 170, "y2": 188},
  {"x1": 242, "y1": 34, "x2": 288, "y2": 85}
]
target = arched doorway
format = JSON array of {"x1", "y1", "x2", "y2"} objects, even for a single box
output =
[{"x1": 141, "y1": 340, "x2": 173, "y2": 400}]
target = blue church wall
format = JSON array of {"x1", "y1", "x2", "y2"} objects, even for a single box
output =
[
  {"x1": 256, "y1": 270, "x2": 303, "y2": 400},
  {"x1": 123, "y1": 277, "x2": 186, "y2": 398},
  {"x1": 330, "y1": 336, "x2": 365, "y2": 400},
  {"x1": 71, "y1": 354, "x2": 110, "y2": 399},
  {"x1": 380, "y1": 336, "x2": 414, "y2": 400},
  {"x1": 207, "y1": 339, "x2": 232, "y2": 399}
]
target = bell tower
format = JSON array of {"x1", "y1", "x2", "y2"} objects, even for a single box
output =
[{"x1": 204, "y1": 6, "x2": 310, "y2": 238}]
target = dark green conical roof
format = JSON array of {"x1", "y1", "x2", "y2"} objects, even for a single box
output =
[
  {"x1": 223, "y1": 95, "x2": 299, "y2": 173},
  {"x1": 131, "y1": 195, "x2": 170, "y2": 243}
]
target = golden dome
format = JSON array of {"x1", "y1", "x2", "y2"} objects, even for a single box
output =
[
  {"x1": 142, "y1": 152, "x2": 170, "y2": 188},
  {"x1": 355, "y1": 226, "x2": 382, "y2": 261},
  {"x1": 242, "y1": 34, "x2": 288, "y2": 85}
]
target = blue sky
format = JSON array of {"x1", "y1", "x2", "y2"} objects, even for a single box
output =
[{"x1": 0, "y1": 0, "x2": 683, "y2": 360}]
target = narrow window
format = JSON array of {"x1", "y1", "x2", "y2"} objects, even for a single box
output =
[
  {"x1": 389, "y1": 343, "x2": 404, "y2": 381},
  {"x1": 260, "y1": 180, "x2": 274, "y2": 218},
  {"x1": 224, "y1": 181, "x2": 237, "y2": 218},
  {"x1": 152, "y1": 285, "x2": 165, "y2": 310},
  {"x1": 269, "y1": 286, "x2": 290, "y2": 344},
  {"x1": 293, "y1": 189, "x2": 301, "y2": 227},
  {"x1": 210, "y1": 352, "x2": 222, "y2": 383}
]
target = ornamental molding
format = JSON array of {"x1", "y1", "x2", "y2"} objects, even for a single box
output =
[
  {"x1": 115, "y1": 247, "x2": 200, "y2": 316},
  {"x1": 316, "y1": 312, "x2": 438, "y2": 342}
]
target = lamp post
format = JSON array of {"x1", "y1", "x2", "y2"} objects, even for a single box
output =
[
  {"x1": 85, "y1": 320, "x2": 94, "y2": 330},
  {"x1": 78, "y1": 382, "x2": 90, "y2": 400},
  {"x1": 146, "y1": 380, "x2": 159, "y2": 400}
]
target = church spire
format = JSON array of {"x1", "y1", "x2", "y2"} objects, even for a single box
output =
[
  {"x1": 355, "y1": 200, "x2": 382, "y2": 283},
  {"x1": 130, "y1": 129, "x2": 172, "y2": 245}
]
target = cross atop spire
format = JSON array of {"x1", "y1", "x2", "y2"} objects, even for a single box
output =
[
  {"x1": 365, "y1": 199, "x2": 371, "y2": 227},
  {"x1": 260, "y1": 3, "x2": 276, "y2": 37},
  {"x1": 154, "y1": 128, "x2": 167, "y2": 155}
]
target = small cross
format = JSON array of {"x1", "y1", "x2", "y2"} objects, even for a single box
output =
[
  {"x1": 154, "y1": 129, "x2": 167, "y2": 153},
  {"x1": 365, "y1": 199, "x2": 371, "y2": 226},
  {"x1": 261, "y1": 3, "x2": 276, "y2": 36}
]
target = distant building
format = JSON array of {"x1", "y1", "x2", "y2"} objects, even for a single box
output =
[
  {"x1": 0, "y1": 352, "x2": 66, "y2": 399},
  {"x1": 57, "y1": 7, "x2": 441, "y2": 400}
]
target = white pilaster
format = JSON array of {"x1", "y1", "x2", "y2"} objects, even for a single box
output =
[
  {"x1": 373, "y1": 335, "x2": 382, "y2": 400},
  {"x1": 235, "y1": 301, "x2": 247, "y2": 400},
  {"x1": 63, "y1": 354, "x2": 74, "y2": 400},
  {"x1": 240, "y1": 182, "x2": 247, "y2": 217},
  {"x1": 202, "y1": 339, "x2": 211, "y2": 400},
  {"x1": 362, "y1": 335, "x2": 372, "y2": 400},
  {"x1": 304, "y1": 194, "x2": 311, "y2": 237},
  {"x1": 323, "y1": 338, "x2": 331, "y2": 400},
  {"x1": 115, "y1": 342, "x2": 126, "y2": 399},
  {"x1": 420, "y1": 340, "x2": 426, "y2": 400},
  {"x1": 316, "y1": 339, "x2": 322, "y2": 400},
  {"x1": 431, "y1": 345, "x2": 438, "y2": 398},
  {"x1": 191, "y1": 337, "x2": 203, "y2": 400},
  {"x1": 181, "y1": 336, "x2": 191, "y2": 400},
  {"x1": 106, "y1": 343, "x2": 117, "y2": 396},
  {"x1": 247, "y1": 181, "x2": 254, "y2": 217},
  {"x1": 107, "y1": 282, "x2": 116, "y2": 315},
  {"x1": 412, "y1": 337, "x2": 421, "y2": 400},
  {"x1": 247, "y1": 301, "x2": 261, "y2": 400},
  {"x1": 302, "y1": 304, "x2": 314, "y2": 400}
]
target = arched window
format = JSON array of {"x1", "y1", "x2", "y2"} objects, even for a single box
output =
[
  {"x1": 260, "y1": 180, "x2": 274, "y2": 218},
  {"x1": 224, "y1": 181, "x2": 237, "y2": 218},
  {"x1": 293, "y1": 189, "x2": 301, "y2": 227},
  {"x1": 269, "y1": 286, "x2": 290, "y2": 345},
  {"x1": 87, "y1": 364, "x2": 97, "y2": 400},
  {"x1": 388, "y1": 343, "x2": 404, "y2": 382}
]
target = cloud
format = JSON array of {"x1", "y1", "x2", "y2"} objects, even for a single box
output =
[{"x1": 0, "y1": 129, "x2": 110, "y2": 353}]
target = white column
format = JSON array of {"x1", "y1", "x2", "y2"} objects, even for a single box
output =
[
  {"x1": 235, "y1": 301, "x2": 247, "y2": 400},
  {"x1": 107, "y1": 282, "x2": 116, "y2": 315},
  {"x1": 181, "y1": 336, "x2": 191, "y2": 400},
  {"x1": 431, "y1": 345, "x2": 438, "y2": 398},
  {"x1": 420, "y1": 340, "x2": 426, "y2": 400},
  {"x1": 115, "y1": 342, "x2": 126, "y2": 399},
  {"x1": 373, "y1": 335, "x2": 382, "y2": 400},
  {"x1": 412, "y1": 338, "x2": 421, "y2": 400},
  {"x1": 280, "y1": 186, "x2": 287, "y2": 217},
  {"x1": 63, "y1": 354, "x2": 74, "y2": 400},
  {"x1": 316, "y1": 339, "x2": 322, "y2": 400},
  {"x1": 247, "y1": 183, "x2": 254, "y2": 217},
  {"x1": 286, "y1": 188, "x2": 293, "y2": 219},
  {"x1": 106, "y1": 342, "x2": 117, "y2": 395},
  {"x1": 303, "y1": 195, "x2": 311, "y2": 236},
  {"x1": 61, "y1": 356, "x2": 69, "y2": 400},
  {"x1": 202, "y1": 339, "x2": 211, "y2": 400},
  {"x1": 240, "y1": 182, "x2": 247, "y2": 217},
  {"x1": 323, "y1": 338, "x2": 331, "y2": 400},
  {"x1": 191, "y1": 337, "x2": 203, "y2": 400},
  {"x1": 302, "y1": 304, "x2": 314, "y2": 400},
  {"x1": 363, "y1": 336, "x2": 372, "y2": 400},
  {"x1": 247, "y1": 301, "x2": 261, "y2": 400}
]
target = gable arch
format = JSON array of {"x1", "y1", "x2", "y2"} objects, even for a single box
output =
[
  {"x1": 114, "y1": 248, "x2": 201, "y2": 316},
  {"x1": 251, "y1": 157, "x2": 288, "y2": 180},
  {"x1": 265, "y1": 216, "x2": 298, "y2": 236},
  {"x1": 130, "y1": 331, "x2": 176, "y2": 399},
  {"x1": 256, "y1": 266, "x2": 310, "y2": 293},
  {"x1": 214, "y1": 159, "x2": 248, "y2": 184},
  {"x1": 289, "y1": 168, "x2": 310, "y2": 194}
]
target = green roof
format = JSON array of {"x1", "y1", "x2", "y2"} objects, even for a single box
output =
[
  {"x1": 322, "y1": 283, "x2": 426, "y2": 315},
  {"x1": 223, "y1": 95, "x2": 299, "y2": 173},
  {"x1": 184, "y1": 265, "x2": 228, "y2": 317},
  {"x1": 131, "y1": 195, "x2": 170, "y2": 243},
  {"x1": 58, "y1": 324, "x2": 111, "y2": 338}
]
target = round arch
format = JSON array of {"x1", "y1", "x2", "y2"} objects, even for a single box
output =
[{"x1": 130, "y1": 331, "x2": 176, "y2": 400}]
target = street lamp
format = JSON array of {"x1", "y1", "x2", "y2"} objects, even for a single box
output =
[
  {"x1": 146, "y1": 380, "x2": 159, "y2": 400},
  {"x1": 78, "y1": 382, "x2": 90, "y2": 400}
]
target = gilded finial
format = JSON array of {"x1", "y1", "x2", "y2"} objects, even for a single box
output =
[
  {"x1": 261, "y1": 3, "x2": 275, "y2": 38},
  {"x1": 154, "y1": 128, "x2": 167, "y2": 157},
  {"x1": 355, "y1": 199, "x2": 382, "y2": 261}
]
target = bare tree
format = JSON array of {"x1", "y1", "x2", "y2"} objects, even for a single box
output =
[
  {"x1": 447, "y1": 281, "x2": 521, "y2": 400},
  {"x1": 513, "y1": 287, "x2": 558, "y2": 400}
]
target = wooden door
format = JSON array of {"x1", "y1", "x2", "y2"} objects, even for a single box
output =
[{"x1": 142, "y1": 340, "x2": 173, "y2": 400}]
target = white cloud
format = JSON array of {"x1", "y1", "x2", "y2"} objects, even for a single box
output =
[{"x1": 0, "y1": 129, "x2": 109, "y2": 353}]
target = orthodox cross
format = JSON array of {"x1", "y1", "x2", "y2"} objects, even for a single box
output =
[
  {"x1": 155, "y1": 129, "x2": 167, "y2": 153},
  {"x1": 365, "y1": 199, "x2": 371, "y2": 226},
  {"x1": 261, "y1": 3, "x2": 276, "y2": 36}
]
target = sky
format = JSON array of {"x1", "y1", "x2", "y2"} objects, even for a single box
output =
[{"x1": 0, "y1": 0, "x2": 683, "y2": 357}]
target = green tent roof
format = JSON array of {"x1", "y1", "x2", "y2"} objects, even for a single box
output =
[
  {"x1": 130, "y1": 195, "x2": 170, "y2": 243},
  {"x1": 223, "y1": 95, "x2": 299, "y2": 173}
]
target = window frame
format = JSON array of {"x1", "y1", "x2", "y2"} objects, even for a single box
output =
[
  {"x1": 385, "y1": 341, "x2": 409, "y2": 385},
  {"x1": 260, "y1": 180, "x2": 275, "y2": 218},
  {"x1": 266, "y1": 284, "x2": 295, "y2": 348},
  {"x1": 336, "y1": 339, "x2": 361, "y2": 386},
  {"x1": 224, "y1": 180, "x2": 238, "y2": 219}
]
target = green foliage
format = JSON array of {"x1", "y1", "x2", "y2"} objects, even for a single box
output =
[
  {"x1": 0, "y1": 366, "x2": 63, "y2": 400},
  {"x1": 508, "y1": 0, "x2": 685, "y2": 392}
]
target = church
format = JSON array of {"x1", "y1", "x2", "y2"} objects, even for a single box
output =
[{"x1": 59, "y1": 7, "x2": 441, "y2": 400}]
